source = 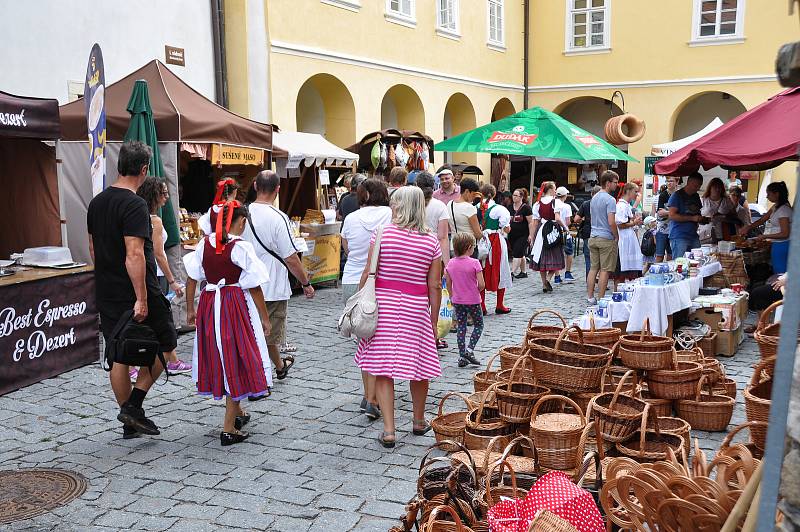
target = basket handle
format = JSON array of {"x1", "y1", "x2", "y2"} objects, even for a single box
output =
[
  {"x1": 471, "y1": 383, "x2": 499, "y2": 426},
  {"x1": 757, "y1": 299, "x2": 783, "y2": 331},
  {"x1": 419, "y1": 439, "x2": 475, "y2": 478},
  {"x1": 482, "y1": 350, "x2": 502, "y2": 375},
  {"x1": 588, "y1": 312, "x2": 597, "y2": 332},
  {"x1": 639, "y1": 317, "x2": 651, "y2": 341},
  {"x1": 577, "y1": 448, "x2": 603, "y2": 493},
  {"x1": 531, "y1": 394, "x2": 586, "y2": 424},
  {"x1": 720, "y1": 421, "x2": 768, "y2": 450},
  {"x1": 749, "y1": 356, "x2": 775, "y2": 387},
  {"x1": 425, "y1": 505, "x2": 465, "y2": 531},
  {"x1": 485, "y1": 458, "x2": 520, "y2": 509},
  {"x1": 437, "y1": 391, "x2": 472, "y2": 418},
  {"x1": 527, "y1": 309, "x2": 567, "y2": 330},
  {"x1": 482, "y1": 434, "x2": 513, "y2": 476},
  {"x1": 556, "y1": 325, "x2": 583, "y2": 350},
  {"x1": 634, "y1": 404, "x2": 654, "y2": 458},
  {"x1": 609, "y1": 370, "x2": 638, "y2": 411},
  {"x1": 694, "y1": 374, "x2": 710, "y2": 402},
  {"x1": 500, "y1": 435, "x2": 540, "y2": 475},
  {"x1": 509, "y1": 353, "x2": 535, "y2": 383}
]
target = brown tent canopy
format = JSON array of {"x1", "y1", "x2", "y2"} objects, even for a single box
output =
[
  {"x1": 60, "y1": 60, "x2": 271, "y2": 149},
  {"x1": 0, "y1": 91, "x2": 60, "y2": 140}
]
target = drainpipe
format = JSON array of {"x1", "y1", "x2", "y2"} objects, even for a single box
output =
[
  {"x1": 211, "y1": 0, "x2": 229, "y2": 108},
  {"x1": 523, "y1": 0, "x2": 530, "y2": 109}
]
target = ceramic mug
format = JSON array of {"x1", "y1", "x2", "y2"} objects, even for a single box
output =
[{"x1": 612, "y1": 292, "x2": 623, "y2": 302}]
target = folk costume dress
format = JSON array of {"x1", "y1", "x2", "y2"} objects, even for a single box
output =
[
  {"x1": 183, "y1": 235, "x2": 273, "y2": 400},
  {"x1": 478, "y1": 200, "x2": 513, "y2": 312},
  {"x1": 614, "y1": 200, "x2": 644, "y2": 281},
  {"x1": 355, "y1": 224, "x2": 442, "y2": 381},
  {"x1": 530, "y1": 196, "x2": 565, "y2": 272}
]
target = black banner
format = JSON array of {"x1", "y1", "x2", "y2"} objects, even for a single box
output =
[
  {"x1": 0, "y1": 91, "x2": 61, "y2": 140},
  {"x1": 0, "y1": 272, "x2": 99, "y2": 396}
]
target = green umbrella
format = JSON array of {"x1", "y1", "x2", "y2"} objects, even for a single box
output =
[
  {"x1": 124, "y1": 79, "x2": 180, "y2": 247},
  {"x1": 436, "y1": 106, "x2": 638, "y2": 163}
]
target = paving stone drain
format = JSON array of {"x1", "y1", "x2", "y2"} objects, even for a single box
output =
[{"x1": 0, "y1": 468, "x2": 88, "y2": 524}]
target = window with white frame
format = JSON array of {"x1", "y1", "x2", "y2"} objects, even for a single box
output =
[
  {"x1": 437, "y1": 0, "x2": 459, "y2": 34},
  {"x1": 692, "y1": 0, "x2": 745, "y2": 42},
  {"x1": 387, "y1": 0, "x2": 414, "y2": 19},
  {"x1": 566, "y1": 0, "x2": 609, "y2": 51},
  {"x1": 488, "y1": 0, "x2": 504, "y2": 46}
]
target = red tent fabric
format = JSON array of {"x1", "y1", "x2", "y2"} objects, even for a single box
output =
[{"x1": 654, "y1": 87, "x2": 800, "y2": 176}]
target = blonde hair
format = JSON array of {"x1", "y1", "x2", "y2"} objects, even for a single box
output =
[
  {"x1": 390, "y1": 186, "x2": 429, "y2": 233},
  {"x1": 452, "y1": 232, "x2": 476, "y2": 257}
]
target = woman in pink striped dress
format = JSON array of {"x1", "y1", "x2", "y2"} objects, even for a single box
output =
[{"x1": 355, "y1": 186, "x2": 443, "y2": 448}]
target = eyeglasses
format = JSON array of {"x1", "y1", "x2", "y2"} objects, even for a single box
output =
[{"x1": 160, "y1": 189, "x2": 169, "y2": 197}]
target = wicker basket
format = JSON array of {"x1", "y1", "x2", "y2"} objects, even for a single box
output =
[
  {"x1": 744, "y1": 358, "x2": 774, "y2": 451},
  {"x1": 675, "y1": 376, "x2": 735, "y2": 432},
  {"x1": 432, "y1": 392, "x2": 472, "y2": 452},
  {"x1": 495, "y1": 355, "x2": 551, "y2": 424},
  {"x1": 529, "y1": 395, "x2": 586, "y2": 471},
  {"x1": 527, "y1": 328, "x2": 613, "y2": 393},
  {"x1": 464, "y1": 386, "x2": 515, "y2": 450},
  {"x1": 647, "y1": 357, "x2": 702, "y2": 400},
  {"x1": 524, "y1": 309, "x2": 567, "y2": 344},
  {"x1": 615, "y1": 410, "x2": 684, "y2": 462},
  {"x1": 527, "y1": 509, "x2": 580, "y2": 532},
  {"x1": 567, "y1": 314, "x2": 621, "y2": 349},
  {"x1": 701, "y1": 357, "x2": 724, "y2": 385},
  {"x1": 499, "y1": 345, "x2": 527, "y2": 371},
  {"x1": 719, "y1": 421, "x2": 768, "y2": 460},
  {"x1": 658, "y1": 416, "x2": 692, "y2": 459},
  {"x1": 587, "y1": 370, "x2": 648, "y2": 443},
  {"x1": 712, "y1": 377, "x2": 737, "y2": 400},
  {"x1": 637, "y1": 387, "x2": 674, "y2": 418},
  {"x1": 675, "y1": 347, "x2": 704, "y2": 363},
  {"x1": 698, "y1": 333, "x2": 717, "y2": 358},
  {"x1": 466, "y1": 389, "x2": 496, "y2": 409},
  {"x1": 473, "y1": 352, "x2": 501, "y2": 393},
  {"x1": 601, "y1": 365, "x2": 638, "y2": 393},
  {"x1": 618, "y1": 318, "x2": 675, "y2": 370},
  {"x1": 754, "y1": 300, "x2": 782, "y2": 360},
  {"x1": 480, "y1": 459, "x2": 528, "y2": 512},
  {"x1": 421, "y1": 505, "x2": 476, "y2": 532}
]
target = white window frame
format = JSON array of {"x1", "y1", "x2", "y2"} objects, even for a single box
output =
[
  {"x1": 385, "y1": 0, "x2": 416, "y2": 28},
  {"x1": 436, "y1": 0, "x2": 460, "y2": 40},
  {"x1": 487, "y1": 0, "x2": 505, "y2": 51},
  {"x1": 690, "y1": 0, "x2": 745, "y2": 46},
  {"x1": 564, "y1": 0, "x2": 611, "y2": 56},
  {"x1": 320, "y1": 0, "x2": 361, "y2": 12}
]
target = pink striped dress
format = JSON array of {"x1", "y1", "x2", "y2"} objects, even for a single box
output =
[{"x1": 355, "y1": 224, "x2": 442, "y2": 381}]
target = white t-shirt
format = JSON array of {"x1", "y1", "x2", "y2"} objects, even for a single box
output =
[
  {"x1": 766, "y1": 204, "x2": 792, "y2": 242},
  {"x1": 340, "y1": 206, "x2": 393, "y2": 285},
  {"x1": 425, "y1": 197, "x2": 450, "y2": 234},
  {"x1": 242, "y1": 203, "x2": 298, "y2": 301},
  {"x1": 554, "y1": 198, "x2": 572, "y2": 230},
  {"x1": 447, "y1": 201, "x2": 478, "y2": 235}
]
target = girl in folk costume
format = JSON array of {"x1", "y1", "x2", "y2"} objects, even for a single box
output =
[
  {"x1": 184, "y1": 201, "x2": 273, "y2": 446},
  {"x1": 477, "y1": 184, "x2": 512, "y2": 314},
  {"x1": 530, "y1": 182, "x2": 566, "y2": 293},
  {"x1": 614, "y1": 182, "x2": 644, "y2": 288},
  {"x1": 198, "y1": 178, "x2": 238, "y2": 235}
]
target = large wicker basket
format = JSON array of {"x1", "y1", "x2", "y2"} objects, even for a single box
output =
[
  {"x1": 524, "y1": 309, "x2": 567, "y2": 344},
  {"x1": 615, "y1": 410, "x2": 684, "y2": 462},
  {"x1": 421, "y1": 505, "x2": 476, "y2": 532},
  {"x1": 658, "y1": 416, "x2": 691, "y2": 459},
  {"x1": 587, "y1": 370, "x2": 648, "y2": 443},
  {"x1": 675, "y1": 376, "x2": 735, "y2": 432},
  {"x1": 527, "y1": 328, "x2": 613, "y2": 393},
  {"x1": 529, "y1": 395, "x2": 586, "y2": 471},
  {"x1": 464, "y1": 385, "x2": 515, "y2": 450},
  {"x1": 618, "y1": 318, "x2": 675, "y2": 370},
  {"x1": 567, "y1": 314, "x2": 621, "y2": 350},
  {"x1": 432, "y1": 392, "x2": 472, "y2": 452},
  {"x1": 499, "y1": 345, "x2": 527, "y2": 371},
  {"x1": 754, "y1": 300, "x2": 782, "y2": 360},
  {"x1": 744, "y1": 358, "x2": 774, "y2": 451},
  {"x1": 495, "y1": 355, "x2": 550, "y2": 424},
  {"x1": 647, "y1": 357, "x2": 702, "y2": 399}
]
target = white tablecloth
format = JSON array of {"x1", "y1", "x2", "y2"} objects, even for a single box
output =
[{"x1": 574, "y1": 301, "x2": 631, "y2": 329}]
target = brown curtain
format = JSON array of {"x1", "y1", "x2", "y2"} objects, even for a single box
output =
[{"x1": 0, "y1": 139, "x2": 60, "y2": 259}]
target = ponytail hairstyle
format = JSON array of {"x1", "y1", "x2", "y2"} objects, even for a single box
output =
[
  {"x1": 215, "y1": 200, "x2": 246, "y2": 254},
  {"x1": 213, "y1": 178, "x2": 239, "y2": 205},
  {"x1": 767, "y1": 181, "x2": 790, "y2": 210}
]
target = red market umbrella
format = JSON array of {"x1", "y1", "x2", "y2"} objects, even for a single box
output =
[{"x1": 654, "y1": 87, "x2": 800, "y2": 175}]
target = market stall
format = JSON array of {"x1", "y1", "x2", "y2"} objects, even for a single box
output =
[
  {"x1": 347, "y1": 128, "x2": 434, "y2": 177},
  {"x1": 272, "y1": 130, "x2": 359, "y2": 284},
  {"x1": 0, "y1": 91, "x2": 98, "y2": 396}
]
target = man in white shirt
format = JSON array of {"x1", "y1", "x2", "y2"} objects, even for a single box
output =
[
  {"x1": 554, "y1": 187, "x2": 576, "y2": 284},
  {"x1": 415, "y1": 172, "x2": 451, "y2": 264},
  {"x1": 243, "y1": 171, "x2": 315, "y2": 380}
]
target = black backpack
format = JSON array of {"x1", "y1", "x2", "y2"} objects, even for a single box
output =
[{"x1": 640, "y1": 229, "x2": 656, "y2": 256}]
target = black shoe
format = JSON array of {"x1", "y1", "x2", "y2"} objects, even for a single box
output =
[
  {"x1": 458, "y1": 357, "x2": 469, "y2": 368},
  {"x1": 122, "y1": 425, "x2": 140, "y2": 440},
  {"x1": 462, "y1": 352, "x2": 480, "y2": 366},
  {"x1": 221, "y1": 431, "x2": 250, "y2": 446},
  {"x1": 495, "y1": 307, "x2": 512, "y2": 315},
  {"x1": 117, "y1": 403, "x2": 160, "y2": 436},
  {"x1": 234, "y1": 414, "x2": 251, "y2": 430},
  {"x1": 365, "y1": 403, "x2": 381, "y2": 420},
  {"x1": 517, "y1": 272, "x2": 528, "y2": 279}
]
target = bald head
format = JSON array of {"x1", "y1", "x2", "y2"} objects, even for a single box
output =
[{"x1": 254, "y1": 170, "x2": 280, "y2": 197}]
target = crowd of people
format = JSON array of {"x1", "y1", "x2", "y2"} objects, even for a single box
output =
[{"x1": 91, "y1": 141, "x2": 792, "y2": 449}]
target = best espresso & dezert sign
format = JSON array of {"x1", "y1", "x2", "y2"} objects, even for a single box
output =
[{"x1": 0, "y1": 272, "x2": 98, "y2": 396}]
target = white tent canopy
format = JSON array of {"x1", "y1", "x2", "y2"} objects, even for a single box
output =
[
  {"x1": 651, "y1": 118, "x2": 724, "y2": 157},
  {"x1": 272, "y1": 131, "x2": 359, "y2": 167}
]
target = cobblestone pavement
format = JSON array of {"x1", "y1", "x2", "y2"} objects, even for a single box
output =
[{"x1": 1, "y1": 261, "x2": 760, "y2": 531}]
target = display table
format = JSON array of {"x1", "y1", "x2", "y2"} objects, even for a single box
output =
[
  {"x1": 0, "y1": 265, "x2": 99, "y2": 396},
  {"x1": 574, "y1": 301, "x2": 630, "y2": 329}
]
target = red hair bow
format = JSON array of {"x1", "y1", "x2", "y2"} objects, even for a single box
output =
[
  {"x1": 212, "y1": 178, "x2": 237, "y2": 204},
  {"x1": 215, "y1": 199, "x2": 242, "y2": 254}
]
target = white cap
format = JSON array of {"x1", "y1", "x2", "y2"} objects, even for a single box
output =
[
  {"x1": 555, "y1": 186, "x2": 569, "y2": 197},
  {"x1": 643, "y1": 216, "x2": 656, "y2": 225},
  {"x1": 438, "y1": 169, "x2": 454, "y2": 176}
]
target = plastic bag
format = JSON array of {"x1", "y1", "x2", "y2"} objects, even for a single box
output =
[{"x1": 437, "y1": 285, "x2": 453, "y2": 339}]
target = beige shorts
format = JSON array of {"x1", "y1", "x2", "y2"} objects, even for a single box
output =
[
  {"x1": 265, "y1": 300, "x2": 288, "y2": 346},
  {"x1": 588, "y1": 237, "x2": 619, "y2": 272}
]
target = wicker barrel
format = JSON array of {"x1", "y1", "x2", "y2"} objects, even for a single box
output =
[
  {"x1": 675, "y1": 376, "x2": 735, "y2": 432},
  {"x1": 529, "y1": 395, "x2": 586, "y2": 471}
]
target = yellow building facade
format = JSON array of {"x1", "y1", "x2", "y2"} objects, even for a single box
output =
[{"x1": 224, "y1": 0, "x2": 797, "y2": 192}]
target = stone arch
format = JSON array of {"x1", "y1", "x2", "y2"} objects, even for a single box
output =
[
  {"x1": 295, "y1": 73, "x2": 356, "y2": 148},
  {"x1": 380, "y1": 84, "x2": 425, "y2": 133},
  {"x1": 442, "y1": 93, "x2": 477, "y2": 165},
  {"x1": 671, "y1": 91, "x2": 747, "y2": 141},
  {"x1": 491, "y1": 98, "x2": 516, "y2": 121}
]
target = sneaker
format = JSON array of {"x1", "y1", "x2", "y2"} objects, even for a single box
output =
[
  {"x1": 458, "y1": 358, "x2": 469, "y2": 368},
  {"x1": 167, "y1": 360, "x2": 192, "y2": 374},
  {"x1": 564, "y1": 272, "x2": 576, "y2": 283},
  {"x1": 117, "y1": 403, "x2": 160, "y2": 436},
  {"x1": 128, "y1": 368, "x2": 138, "y2": 381},
  {"x1": 365, "y1": 402, "x2": 382, "y2": 420},
  {"x1": 462, "y1": 352, "x2": 480, "y2": 366},
  {"x1": 587, "y1": 297, "x2": 597, "y2": 305},
  {"x1": 553, "y1": 275, "x2": 562, "y2": 285}
]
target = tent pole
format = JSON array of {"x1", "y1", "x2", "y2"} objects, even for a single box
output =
[{"x1": 528, "y1": 157, "x2": 536, "y2": 198}]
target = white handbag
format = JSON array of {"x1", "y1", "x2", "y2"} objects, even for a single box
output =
[{"x1": 338, "y1": 226, "x2": 383, "y2": 339}]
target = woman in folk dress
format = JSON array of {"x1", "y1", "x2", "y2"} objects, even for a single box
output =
[
  {"x1": 529, "y1": 181, "x2": 565, "y2": 293},
  {"x1": 198, "y1": 178, "x2": 238, "y2": 235},
  {"x1": 184, "y1": 201, "x2": 273, "y2": 446},
  {"x1": 614, "y1": 183, "x2": 644, "y2": 289},
  {"x1": 355, "y1": 187, "x2": 443, "y2": 448},
  {"x1": 478, "y1": 183, "x2": 512, "y2": 314}
]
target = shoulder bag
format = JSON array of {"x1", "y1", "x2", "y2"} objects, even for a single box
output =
[
  {"x1": 247, "y1": 210, "x2": 298, "y2": 282},
  {"x1": 452, "y1": 201, "x2": 490, "y2": 260},
  {"x1": 338, "y1": 226, "x2": 383, "y2": 339},
  {"x1": 103, "y1": 310, "x2": 169, "y2": 380}
]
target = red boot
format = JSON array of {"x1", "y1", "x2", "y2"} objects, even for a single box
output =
[
  {"x1": 495, "y1": 288, "x2": 511, "y2": 314},
  {"x1": 480, "y1": 290, "x2": 488, "y2": 315}
]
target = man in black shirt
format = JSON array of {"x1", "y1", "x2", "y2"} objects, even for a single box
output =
[
  {"x1": 87, "y1": 140, "x2": 177, "y2": 438},
  {"x1": 574, "y1": 185, "x2": 600, "y2": 279}
]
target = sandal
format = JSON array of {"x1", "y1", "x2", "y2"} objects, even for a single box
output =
[
  {"x1": 378, "y1": 431, "x2": 396, "y2": 448},
  {"x1": 412, "y1": 419, "x2": 432, "y2": 436},
  {"x1": 276, "y1": 355, "x2": 294, "y2": 380},
  {"x1": 436, "y1": 339, "x2": 448, "y2": 350}
]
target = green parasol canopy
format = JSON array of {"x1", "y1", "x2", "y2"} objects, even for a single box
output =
[
  {"x1": 435, "y1": 106, "x2": 638, "y2": 163},
  {"x1": 124, "y1": 79, "x2": 180, "y2": 247}
]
